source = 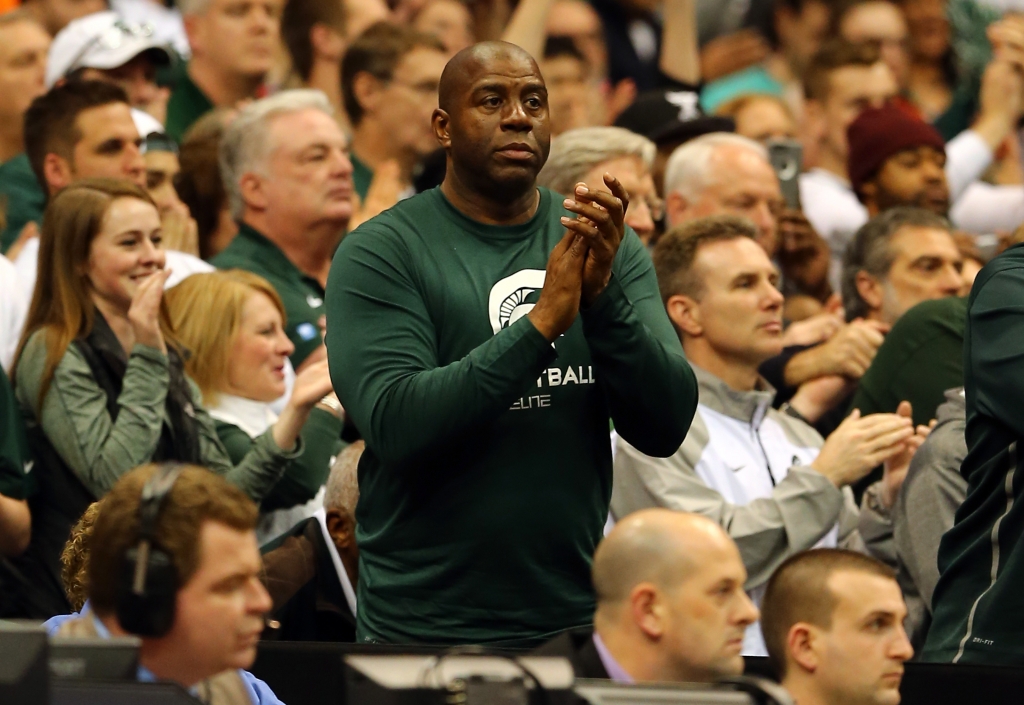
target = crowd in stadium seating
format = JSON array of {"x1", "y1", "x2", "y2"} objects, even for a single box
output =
[{"x1": 2, "y1": 0, "x2": 1024, "y2": 703}]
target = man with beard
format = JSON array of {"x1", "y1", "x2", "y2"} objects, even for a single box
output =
[
  {"x1": 847, "y1": 104, "x2": 951, "y2": 217},
  {"x1": 325, "y1": 41, "x2": 697, "y2": 646}
]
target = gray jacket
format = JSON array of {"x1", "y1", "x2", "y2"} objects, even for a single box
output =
[
  {"x1": 894, "y1": 388, "x2": 968, "y2": 650},
  {"x1": 612, "y1": 366, "x2": 893, "y2": 652}
]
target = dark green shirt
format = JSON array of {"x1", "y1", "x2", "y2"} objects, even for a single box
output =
[
  {"x1": 212, "y1": 223, "x2": 327, "y2": 367},
  {"x1": 326, "y1": 187, "x2": 698, "y2": 645},
  {"x1": 165, "y1": 62, "x2": 215, "y2": 143},
  {"x1": 351, "y1": 152, "x2": 373, "y2": 203},
  {"x1": 214, "y1": 407, "x2": 344, "y2": 512},
  {"x1": 0, "y1": 154, "x2": 45, "y2": 253},
  {"x1": 0, "y1": 364, "x2": 33, "y2": 499},
  {"x1": 850, "y1": 296, "x2": 966, "y2": 427},
  {"x1": 925, "y1": 245, "x2": 1024, "y2": 664}
]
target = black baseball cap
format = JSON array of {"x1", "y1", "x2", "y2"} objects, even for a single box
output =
[{"x1": 615, "y1": 89, "x2": 735, "y2": 145}]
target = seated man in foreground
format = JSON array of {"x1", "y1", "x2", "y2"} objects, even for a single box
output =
[
  {"x1": 537, "y1": 509, "x2": 758, "y2": 682},
  {"x1": 761, "y1": 549, "x2": 913, "y2": 705},
  {"x1": 55, "y1": 463, "x2": 283, "y2": 704}
]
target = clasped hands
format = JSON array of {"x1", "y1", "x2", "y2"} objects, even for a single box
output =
[{"x1": 527, "y1": 174, "x2": 629, "y2": 342}]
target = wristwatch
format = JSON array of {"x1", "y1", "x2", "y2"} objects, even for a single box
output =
[{"x1": 779, "y1": 402, "x2": 810, "y2": 425}]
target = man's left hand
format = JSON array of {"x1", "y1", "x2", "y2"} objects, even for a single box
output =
[{"x1": 560, "y1": 174, "x2": 629, "y2": 306}]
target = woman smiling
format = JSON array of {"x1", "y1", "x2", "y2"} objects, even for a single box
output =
[
  {"x1": 166, "y1": 270, "x2": 344, "y2": 542},
  {"x1": 11, "y1": 179, "x2": 301, "y2": 616}
]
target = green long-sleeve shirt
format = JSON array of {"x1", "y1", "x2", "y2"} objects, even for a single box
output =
[
  {"x1": 925, "y1": 244, "x2": 1024, "y2": 664},
  {"x1": 214, "y1": 407, "x2": 344, "y2": 512},
  {"x1": 325, "y1": 186, "x2": 698, "y2": 645},
  {"x1": 15, "y1": 331, "x2": 298, "y2": 503}
]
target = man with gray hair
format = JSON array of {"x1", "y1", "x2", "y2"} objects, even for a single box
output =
[
  {"x1": 537, "y1": 509, "x2": 760, "y2": 682},
  {"x1": 664, "y1": 133, "x2": 784, "y2": 259},
  {"x1": 165, "y1": 0, "x2": 284, "y2": 141},
  {"x1": 261, "y1": 441, "x2": 363, "y2": 642},
  {"x1": 538, "y1": 126, "x2": 661, "y2": 243},
  {"x1": 841, "y1": 207, "x2": 963, "y2": 326},
  {"x1": 212, "y1": 89, "x2": 354, "y2": 369}
]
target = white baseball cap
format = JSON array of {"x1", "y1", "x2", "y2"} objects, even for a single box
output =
[{"x1": 46, "y1": 11, "x2": 172, "y2": 89}]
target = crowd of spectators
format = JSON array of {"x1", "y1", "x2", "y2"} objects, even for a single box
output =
[{"x1": 2, "y1": 0, "x2": 1024, "y2": 702}]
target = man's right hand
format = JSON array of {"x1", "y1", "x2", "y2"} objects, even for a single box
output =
[
  {"x1": 528, "y1": 231, "x2": 587, "y2": 341},
  {"x1": 811, "y1": 410, "x2": 914, "y2": 488},
  {"x1": 784, "y1": 319, "x2": 888, "y2": 386}
]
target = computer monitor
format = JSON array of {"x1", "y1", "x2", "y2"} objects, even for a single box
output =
[
  {"x1": 49, "y1": 636, "x2": 140, "y2": 682},
  {"x1": 0, "y1": 620, "x2": 49, "y2": 705}
]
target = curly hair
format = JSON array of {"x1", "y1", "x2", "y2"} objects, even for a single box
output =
[{"x1": 61, "y1": 501, "x2": 103, "y2": 612}]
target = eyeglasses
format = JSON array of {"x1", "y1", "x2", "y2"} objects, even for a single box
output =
[{"x1": 64, "y1": 20, "x2": 156, "y2": 77}]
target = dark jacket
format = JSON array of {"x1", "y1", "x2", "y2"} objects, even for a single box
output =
[
  {"x1": 533, "y1": 628, "x2": 610, "y2": 680},
  {"x1": 926, "y1": 244, "x2": 1024, "y2": 664},
  {"x1": 11, "y1": 315, "x2": 200, "y2": 618},
  {"x1": 260, "y1": 517, "x2": 356, "y2": 642}
]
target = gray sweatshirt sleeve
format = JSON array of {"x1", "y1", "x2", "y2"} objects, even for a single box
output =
[
  {"x1": 32, "y1": 342, "x2": 170, "y2": 498},
  {"x1": 894, "y1": 436, "x2": 968, "y2": 607},
  {"x1": 612, "y1": 414, "x2": 845, "y2": 588}
]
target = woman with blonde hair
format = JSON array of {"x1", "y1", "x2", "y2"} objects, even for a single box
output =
[
  {"x1": 12, "y1": 178, "x2": 306, "y2": 617},
  {"x1": 166, "y1": 270, "x2": 344, "y2": 541}
]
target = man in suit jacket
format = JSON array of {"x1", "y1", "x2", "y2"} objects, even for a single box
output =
[
  {"x1": 536, "y1": 509, "x2": 760, "y2": 682},
  {"x1": 260, "y1": 442, "x2": 362, "y2": 642}
]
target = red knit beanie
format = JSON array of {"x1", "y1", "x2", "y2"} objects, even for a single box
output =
[{"x1": 846, "y1": 104, "x2": 946, "y2": 198}]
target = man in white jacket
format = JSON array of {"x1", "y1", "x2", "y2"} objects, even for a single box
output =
[{"x1": 612, "y1": 215, "x2": 929, "y2": 655}]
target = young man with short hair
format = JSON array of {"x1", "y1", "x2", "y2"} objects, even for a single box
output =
[
  {"x1": 166, "y1": 0, "x2": 284, "y2": 141},
  {"x1": 10, "y1": 80, "x2": 212, "y2": 299},
  {"x1": 279, "y1": 0, "x2": 346, "y2": 115},
  {"x1": 341, "y1": 21, "x2": 447, "y2": 202},
  {"x1": 57, "y1": 463, "x2": 284, "y2": 704},
  {"x1": 761, "y1": 549, "x2": 913, "y2": 705},
  {"x1": 613, "y1": 214, "x2": 928, "y2": 655}
]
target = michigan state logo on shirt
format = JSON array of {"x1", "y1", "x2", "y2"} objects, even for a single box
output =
[{"x1": 488, "y1": 269, "x2": 546, "y2": 335}]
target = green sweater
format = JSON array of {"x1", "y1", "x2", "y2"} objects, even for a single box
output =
[
  {"x1": 325, "y1": 187, "x2": 698, "y2": 645},
  {"x1": 213, "y1": 407, "x2": 344, "y2": 512},
  {"x1": 850, "y1": 296, "x2": 966, "y2": 427},
  {"x1": 924, "y1": 244, "x2": 1024, "y2": 664}
]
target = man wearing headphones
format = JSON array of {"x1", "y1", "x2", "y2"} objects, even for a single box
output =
[{"x1": 54, "y1": 464, "x2": 283, "y2": 705}]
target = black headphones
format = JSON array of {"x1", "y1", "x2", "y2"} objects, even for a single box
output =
[{"x1": 116, "y1": 463, "x2": 184, "y2": 638}]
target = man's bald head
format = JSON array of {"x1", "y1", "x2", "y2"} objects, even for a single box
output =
[
  {"x1": 590, "y1": 510, "x2": 758, "y2": 683},
  {"x1": 432, "y1": 39, "x2": 550, "y2": 204},
  {"x1": 438, "y1": 41, "x2": 541, "y2": 114},
  {"x1": 594, "y1": 510, "x2": 731, "y2": 605}
]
